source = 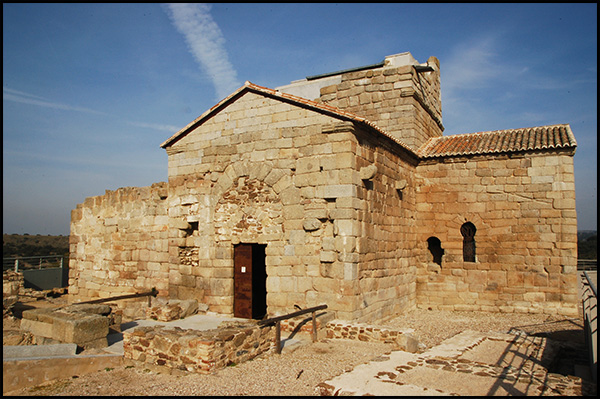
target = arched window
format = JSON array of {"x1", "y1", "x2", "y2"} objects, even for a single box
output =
[
  {"x1": 427, "y1": 236, "x2": 444, "y2": 266},
  {"x1": 460, "y1": 222, "x2": 477, "y2": 262}
]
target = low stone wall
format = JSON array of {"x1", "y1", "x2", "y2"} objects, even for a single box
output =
[
  {"x1": 326, "y1": 320, "x2": 420, "y2": 352},
  {"x1": 280, "y1": 317, "x2": 324, "y2": 335},
  {"x1": 123, "y1": 321, "x2": 274, "y2": 373},
  {"x1": 3, "y1": 270, "x2": 23, "y2": 297},
  {"x1": 3, "y1": 270, "x2": 23, "y2": 314}
]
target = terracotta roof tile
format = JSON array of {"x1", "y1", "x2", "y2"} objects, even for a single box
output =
[{"x1": 417, "y1": 124, "x2": 576, "y2": 158}]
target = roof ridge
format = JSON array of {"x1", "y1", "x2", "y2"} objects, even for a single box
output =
[{"x1": 433, "y1": 123, "x2": 572, "y2": 140}]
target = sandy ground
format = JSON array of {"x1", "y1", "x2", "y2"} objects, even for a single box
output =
[{"x1": 4, "y1": 297, "x2": 592, "y2": 396}]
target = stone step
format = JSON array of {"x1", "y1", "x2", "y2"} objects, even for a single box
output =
[{"x1": 3, "y1": 343, "x2": 77, "y2": 360}]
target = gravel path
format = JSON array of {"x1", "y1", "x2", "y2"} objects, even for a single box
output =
[
  {"x1": 9, "y1": 339, "x2": 392, "y2": 396},
  {"x1": 6, "y1": 307, "x2": 587, "y2": 396},
  {"x1": 384, "y1": 308, "x2": 584, "y2": 348}
]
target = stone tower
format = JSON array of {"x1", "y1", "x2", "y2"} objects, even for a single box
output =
[{"x1": 277, "y1": 52, "x2": 443, "y2": 150}]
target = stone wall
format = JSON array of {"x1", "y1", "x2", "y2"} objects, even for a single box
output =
[
  {"x1": 318, "y1": 55, "x2": 443, "y2": 150},
  {"x1": 414, "y1": 152, "x2": 578, "y2": 316},
  {"x1": 68, "y1": 53, "x2": 578, "y2": 323},
  {"x1": 352, "y1": 128, "x2": 419, "y2": 322},
  {"x1": 123, "y1": 322, "x2": 274, "y2": 373},
  {"x1": 164, "y1": 91, "x2": 385, "y2": 319},
  {"x1": 69, "y1": 183, "x2": 169, "y2": 319},
  {"x1": 164, "y1": 86, "x2": 424, "y2": 322}
]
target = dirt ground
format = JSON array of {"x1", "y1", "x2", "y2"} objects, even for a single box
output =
[{"x1": 3, "y1": 293, "x2": 595, "y2": 396}]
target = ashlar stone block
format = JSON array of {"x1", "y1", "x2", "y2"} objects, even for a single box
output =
[{"x1": 303, "y1": 218, "x2": 322, "y2": 231}]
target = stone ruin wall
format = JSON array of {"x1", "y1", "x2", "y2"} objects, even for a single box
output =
[
  {"x1": 318, "y1": 56, "x2": 443, "y2": 151},
  {"x1": 414, "y1": 151, "x2": 578, "y2": 316},
  {"x1": 69, "y1": 183, "x2": 170, "y2": 320},
  {"x1": 124, "y1": 322, "x2": 274, "y2": 373}
]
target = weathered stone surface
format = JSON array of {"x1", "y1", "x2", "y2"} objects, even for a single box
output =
[
  {"x1": 359, "y1": 164, "x2": 378, "y2": 180},
  {"x1": 123, "y1": 323, "x2": 274, "y2": 373},
  {"x1": 20, "y1": 307, "x2": 109, "y2": 349},
  {"x1": 146, "y1": 299, "x2": 199, "y2": 321},
  {"x1": 303, "y1": 218, "x2": 322, "y2": 231},
  {"x1": 170, "y1": 219, "x2": 191, "y2": 230}
]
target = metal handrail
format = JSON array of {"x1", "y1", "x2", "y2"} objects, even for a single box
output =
[
  {"x1": 258, "y1": 304, "x2": 328, "y2": 326},
  {"x1": 3, "y1": 255, "x2": 67, "y2": 272},
  {"x1": 578, "y1": 259, "x2": 597, "y2": 271},
  {"x1": 258, "y1": 304, "x2": 328, "y2": 354},
  {"x1": 74, "y1": 287, "x2": 159, "y2": 306}
]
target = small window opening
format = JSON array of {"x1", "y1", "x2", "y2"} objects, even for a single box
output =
[
  {"x1": 460, "y1": 222, "x2": 477, "y2": 262},
  {"x1": 185, "y1": 221, "x2": 199, "y2": 237},
  {"x1": 427, "y1": 236, "x2": 444, "y2": 266}
]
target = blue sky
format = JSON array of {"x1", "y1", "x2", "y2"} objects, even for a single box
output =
[{"x1": 3, "y1": 3, "x2": 597, "y2": 235}]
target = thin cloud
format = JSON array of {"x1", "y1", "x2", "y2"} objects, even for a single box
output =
[
  {"x1": 3, "y1": 87, "x2": 107, "y2": 115},
  {"x1": 4, "y1": 148, "x2": 165, "y2": 172},
  {"x1": 127, "y1": 121, "x2": 180, "y2": 133},
  {"x1": 164, "y1": 3, "x2": 241, "y2": 100},
  {"x1": 442, "y1": 36, "x2": 508, "y2": 94}
]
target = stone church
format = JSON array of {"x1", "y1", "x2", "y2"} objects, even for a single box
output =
[{"x1": 69, "y1": 52, "x2": 579, "y2": 322}]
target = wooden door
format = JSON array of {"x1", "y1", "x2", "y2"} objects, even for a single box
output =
[{"x1": 234, "y1": 244, "x2": 253, "y2": 318}]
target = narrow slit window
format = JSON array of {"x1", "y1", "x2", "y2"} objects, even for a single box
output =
[{"x1": 460, "y1": 222, "x2": 477, "y2": 262}]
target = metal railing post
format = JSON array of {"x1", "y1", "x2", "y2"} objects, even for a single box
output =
[
  {"x1": 275, "y1": 321, "x2": 281, "y2": 354},
  {"x1": 257, "y1": 304, "x2": 328, "y2": 354},
  {"x1": 312, "y1": 311, "x2": 317, "y2": 342},
  {"x1": 14, "y1": 258, "x2": 19, "y2": 272}
]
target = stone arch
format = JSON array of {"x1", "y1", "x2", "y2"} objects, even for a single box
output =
[
  {"x1": 213, "y1": 161, "x2": 295, "y2": 200},
  {"x1": 211, "y1": 161, "x2": 299, "y2": 318},
  {"x1": 212, "y1": 160, "x2": 302, "y2": 241},
  {"x1": 214, "y1": 176, "x2": 284, "y2": 243}
]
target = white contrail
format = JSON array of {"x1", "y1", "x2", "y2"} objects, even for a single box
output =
[
  {"x1": 3, "y1": 87, "x2": 106, "y2": 115},
  {"x1": 164, "y1": 3, "x2": 240, "y2": 100}
]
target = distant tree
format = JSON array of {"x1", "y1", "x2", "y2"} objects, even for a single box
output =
[{"x1": 578, "y1": 234, "x2": 597, "y2": 260}]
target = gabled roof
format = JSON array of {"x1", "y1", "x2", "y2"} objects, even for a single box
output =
[
  {"x1": 160, "y1": 81, "x2": 413, "y2": 152},
  {"x1": 417, "y1": 124, "x2": 577, "y2": 159},
  {"x1": 161, "y1": 82, "x2": 577, "y2": 161}
]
